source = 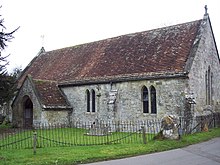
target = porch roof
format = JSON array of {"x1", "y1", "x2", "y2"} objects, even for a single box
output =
[{"x1": 32, "y1": 79, "x2": 72, "y2": 110}]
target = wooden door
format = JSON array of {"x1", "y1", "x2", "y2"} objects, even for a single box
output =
[{"x1": 23, "y1": 98, "x2": 33, "y2": 128}]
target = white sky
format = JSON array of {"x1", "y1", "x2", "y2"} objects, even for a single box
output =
[{"x1": 1, "y1": 0, "x2": 220, "y2": 72}]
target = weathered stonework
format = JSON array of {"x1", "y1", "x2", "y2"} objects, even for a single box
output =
[
  {"x1": 62, "y1": 78, "x2": 187, "y2": 123},
  {"x1": 41, "y1": 110, "x2": 69, "y2": 125},
  {"x1": 187, "y1": 17, "x2": 220, "y2": 115},
  {"x1": 12, "y1": 77, "x2": 70, "y2": 127},
  {"x1": 161, "y1": 115, "x2": 179, "y2": 140},
  {"x1": 12, "y1": 78, "x2": 42, "y2": 127}
]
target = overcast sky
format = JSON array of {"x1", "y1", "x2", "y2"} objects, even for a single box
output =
[{"x1": 1, "y1": 0, "x2": 220, "y2": 72}]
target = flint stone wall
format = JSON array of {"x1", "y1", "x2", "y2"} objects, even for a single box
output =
[
  {"x1": 187, "y1": 17, "x2": 220, "y2": 115},
  {"x1": 62, "y1": 78, "x2": 187, "y2": 123}
]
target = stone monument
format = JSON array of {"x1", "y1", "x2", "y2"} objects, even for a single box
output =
[{"x1": 161, "y1": 115, "x2": 179, "y2": 140}]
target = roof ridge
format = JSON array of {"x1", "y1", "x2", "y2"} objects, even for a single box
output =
[
  {"x1": 33, "y1": 79, "x2": 58, "y2": 83},
  {"x1": 45, "y1": 19, "x2": 202, "y2": 54}
]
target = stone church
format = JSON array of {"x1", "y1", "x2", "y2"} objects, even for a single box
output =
[{"x1": 12, "y1": 11, "x2": 220, "y2": 127}]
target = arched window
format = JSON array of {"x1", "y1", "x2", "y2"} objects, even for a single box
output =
[
  {"x1": 150, "y1": 86, "x2": 157, "y2": 114},
  {"x1": 86, "y1": 90, "x2": 90, "y2": 112},
  {"x1": 91, "y1": 89, "x2": 96, "y2": 112},
  {"x1": 142, "y1": 86, "x2": 149, "y2": 113},
  {"x1": 206, "y1": 66, "x2": 213, "y2": 105}
]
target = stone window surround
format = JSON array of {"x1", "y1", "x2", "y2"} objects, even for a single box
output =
[
  {"x1": 142, "y1": 85, "x2": 157, "y2": 114},
  {"x1": 86, "y1": 89, "x2": 96, "y2": 113},
  {"x1": 205, "y1": 66, "x2": 213, "y2": 105}
]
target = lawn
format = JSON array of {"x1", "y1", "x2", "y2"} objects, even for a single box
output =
[
  {"x1": 0, "y1": 126, "x2": 151, "y2": 149},
  {"x1": 0, "y1": 128, "x2": 220, "y2": 165}
]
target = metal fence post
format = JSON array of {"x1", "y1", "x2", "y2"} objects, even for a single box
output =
[
  {"x1": 141, "y1": 126, "x2": 146, "y2": 144},
  {"x1": 33, "y1": 131, "x2": 37, "y2": 155}
]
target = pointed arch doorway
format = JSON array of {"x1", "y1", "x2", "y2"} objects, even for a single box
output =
[{"x1": 23, "y1": 96, "x2": 33, "y2": 128}]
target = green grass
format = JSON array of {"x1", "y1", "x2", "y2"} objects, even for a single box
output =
[
  {"x1": 0, "y1": 127, "x2": 149, "y2": 149},
  {"x1": 0, "y1": 128, "x2": 220, "y2": 165}
]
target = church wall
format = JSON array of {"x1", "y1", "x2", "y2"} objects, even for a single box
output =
[
  {"x1": 41, "y1": 110, "x2": 69, "y2": 125},
  {"x1": 62, "y1": 78, "x2": 187, "y2": 123},
  {"x1": 188, "y1": 18, "x2": 220, "y2": 115},
  {"x1": 12, "y1": 78, "x2": 43, "y2": 127}
]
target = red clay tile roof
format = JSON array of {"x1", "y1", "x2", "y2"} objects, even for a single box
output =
[
  {"x1": 20, "y1": 19, "x2": 202, "y2": 86},
  {"x1": 32, "y1": 79, "x2": 71, "y2": 109}
]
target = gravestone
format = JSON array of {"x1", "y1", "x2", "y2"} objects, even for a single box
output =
[
  {"x1": 87, "y1": 119, "x2": 110, "y2": 136},
  {"x1": 161, "y1": 115, "x2": 179, "y2": 140}
]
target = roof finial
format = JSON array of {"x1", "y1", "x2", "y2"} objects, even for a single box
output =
[{"x1": 204, "y1": 5, "x2": 208, "y2": 15}]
